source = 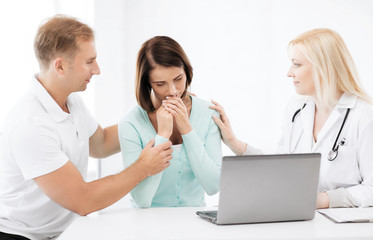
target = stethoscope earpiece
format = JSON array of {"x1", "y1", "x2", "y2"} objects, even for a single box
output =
[{"x1": 291, "y1": 103, "x2": 307, "y2": 123}]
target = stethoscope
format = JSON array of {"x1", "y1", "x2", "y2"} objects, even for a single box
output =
[{"x1": 292, "y1": 103, "x2": 351, "y2": 161}]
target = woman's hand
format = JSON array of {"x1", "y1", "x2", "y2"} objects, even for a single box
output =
[
  {"x1": 162, "y1": 97, "x2": 192, "y2": 135},
  {"x1": 209, "y1": 100, "x2": 247, "y2": 155},
  {"x1": 156, "y1": 105, "x2": 173, "y2": 139}
]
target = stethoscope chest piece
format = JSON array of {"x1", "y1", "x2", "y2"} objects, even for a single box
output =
[
  {"x1": 327, "y1": 137, "x2": 346, "y2": 161},
  {"x1": 327, "y1": 150, "x2": 338, "y2": 161},
  {"x1": 292, "y1": 103, "x2": 350, "y2": 162}
]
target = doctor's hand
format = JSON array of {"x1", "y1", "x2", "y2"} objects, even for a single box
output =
[
  {"x1": 209, "y1": 100, "x2": 247, "y2": 155},
  {"x1": 162, "y1": 96, "x2": 192, "y2": 135},
  {"x1": 156, "y1": 105, "x2": 173, "y2": 139},
  {"x1": 316, "y1": 192, "x2": 330, "y2": 209}
]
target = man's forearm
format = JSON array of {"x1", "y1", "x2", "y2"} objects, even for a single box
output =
[
  {"x1": 76, "y1": 161, "x2": 147, "y2": 215},
  {"x1": 90, "y1": 124, "x2": 120, "y2": 158}
]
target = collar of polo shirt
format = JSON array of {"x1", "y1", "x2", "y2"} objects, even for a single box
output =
[{"x1": 32, "y1": 76, "x2": 70, "y2": 123}]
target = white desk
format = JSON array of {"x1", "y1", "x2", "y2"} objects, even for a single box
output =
[{"x1": 58, "y1": 207, "x2": 373, "y2": 240}]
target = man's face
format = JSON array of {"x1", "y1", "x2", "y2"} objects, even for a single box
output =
[{"x1": 65, "y1": 40, "x2": 100, "y2": 92}]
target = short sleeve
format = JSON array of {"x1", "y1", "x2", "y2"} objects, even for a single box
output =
[
  {"x1": 69, "y1": 93, "x2": 98, "y2": 137},
  {"x1": 9, "y1": 121, "x2": 69, "y2": 180}
]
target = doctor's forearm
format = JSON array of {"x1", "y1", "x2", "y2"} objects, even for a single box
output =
[
  {"x1": 327, "y1": 187, "x2": 370, "y2": 208},
  {"x1": 227, "y1": 138, "x2": 248, "y2": 155}
]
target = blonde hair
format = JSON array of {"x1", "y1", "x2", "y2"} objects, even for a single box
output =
[
  {"x1": 34, "y1": 15, "x2": 94, "y2": 70},
  {"x1": 288, "y1": 28, "x2": 372, "y2": 109}
]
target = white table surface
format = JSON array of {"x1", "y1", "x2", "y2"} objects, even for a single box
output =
[{"x1": 58, "y1": 207, "x2": 373, "y2": 240}]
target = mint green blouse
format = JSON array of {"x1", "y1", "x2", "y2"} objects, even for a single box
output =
[{"x1": 118, "y1": 96, "x2": 222, "y2": 208}]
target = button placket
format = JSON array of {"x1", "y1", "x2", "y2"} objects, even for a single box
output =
[{"x1": 176, "y1": 152, "x2": 182, "y2": 206}]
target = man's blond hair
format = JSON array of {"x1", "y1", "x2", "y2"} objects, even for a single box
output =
[{"x1": 34, "y1": 15, "x2": 94, "y2": 70}]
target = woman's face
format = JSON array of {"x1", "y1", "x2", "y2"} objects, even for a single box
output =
[
  {"x1": 287, "y1": 44, "x2": 315, "y2": 96},
  {"x1": 149, "y1": 65, "x2": 187, "y2": 105}
]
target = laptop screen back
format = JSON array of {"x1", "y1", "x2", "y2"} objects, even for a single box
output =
[{"x1": 216, "y1": 153, "x2": 321, "y2": 224}]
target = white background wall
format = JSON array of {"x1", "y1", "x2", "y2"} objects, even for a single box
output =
[
  {"x1": 1, "y1": 0, "x2": 373, "y2": 208},
  {"x1": 94, "y1": 0, "x2": 373, "y2": 156}
]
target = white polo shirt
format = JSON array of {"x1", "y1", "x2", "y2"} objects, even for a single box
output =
[{"x1": 0, "y1": 77, "x2": 98, "y2": 240}]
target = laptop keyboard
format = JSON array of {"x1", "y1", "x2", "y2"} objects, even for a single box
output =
[{"x1": 203, "y1": 211, "x2": 217, "y2": 218}]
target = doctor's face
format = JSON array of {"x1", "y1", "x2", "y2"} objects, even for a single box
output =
[
  {"x1": 287, "y1": 44, "x2": 315, "y2": 96},
  {"x1": 149, "y1": 65, "x2": 187, "y2": 107}
]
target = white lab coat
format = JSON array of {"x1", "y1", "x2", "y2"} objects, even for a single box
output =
[{"x1": 245, "y1": 93, "x2": 373, "y2": 207}]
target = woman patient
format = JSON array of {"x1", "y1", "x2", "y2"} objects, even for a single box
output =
[{"x1": 118, "y1": 36, "x2": 222, "y2": 208}]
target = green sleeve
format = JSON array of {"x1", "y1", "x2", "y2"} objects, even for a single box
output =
[
  {"x1": 119, "y1": 119, "x2": 168, "y2": 208},
  {"x1": 181, "y1": 111, "x2": 222, "y2": 195}
]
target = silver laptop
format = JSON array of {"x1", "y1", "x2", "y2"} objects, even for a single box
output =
[{"x1": 197, "y1": 153, "x2": 321, "y2": 225}]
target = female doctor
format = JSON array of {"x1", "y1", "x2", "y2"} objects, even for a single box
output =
[{"x1": 210, "y1": 28, "x2": 373, "y2": 209}]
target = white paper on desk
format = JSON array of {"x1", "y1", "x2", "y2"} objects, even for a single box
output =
[{"x1": 318, "y1": 208, "x2": 373, "y2": 223}]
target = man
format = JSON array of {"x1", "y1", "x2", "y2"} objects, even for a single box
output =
[{"x1": 0, "y1": 15, "x2": 172, "y2": 240}]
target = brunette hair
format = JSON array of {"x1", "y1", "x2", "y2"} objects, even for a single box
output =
[{"x1": 135, "y1": 36, "x2": 193, "y2": 112}]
